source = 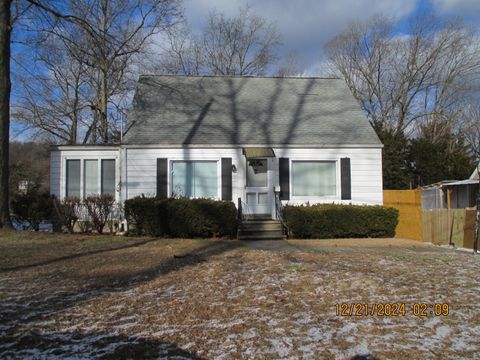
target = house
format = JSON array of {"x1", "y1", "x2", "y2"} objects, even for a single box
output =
[{"x1": 50, "y1": 75, "x2": 383, "y2": 220}]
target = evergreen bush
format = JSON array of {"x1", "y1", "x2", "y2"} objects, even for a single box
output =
[
  {"x1": 124, "y1": 197, "x2": 238, "y2": 238},
  {"x1": 284, "y1": 204, "x2": 399, "y2": 239}
]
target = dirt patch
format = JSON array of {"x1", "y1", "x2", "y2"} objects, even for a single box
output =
[{"x1": 1, "y1": 232, "x2": 479, "y2": 359}]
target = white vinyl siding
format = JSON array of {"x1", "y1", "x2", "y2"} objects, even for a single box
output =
[
  {"x1": 171, "y1": 161, "x2": 218, "y2": 198},
  {"x1": 50, "y1": 151, "x2": 62, "y2": 198},
  {"x1": 125, "y1": 148, "x2": 243, "y2": 201},
  {"x1": 292, "y1": 161, "x2": 336, "y2": 197},
  {"x1": 50, "y1": 145, "x2": 383, "y2": 208},
  {"x1": 122, "y1": 147, "x2": 382, "y2": 206}
]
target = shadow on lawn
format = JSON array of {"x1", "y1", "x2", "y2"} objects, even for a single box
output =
[
  {"x1": 1, "y1": 240, "x2": 242, "y2": 333},
  {"x1": 0, "y1": 329, "x2": 206, "y2": 359},
  {"x1": 0, "y1": 238, "x2": 161, "y2": 273}
]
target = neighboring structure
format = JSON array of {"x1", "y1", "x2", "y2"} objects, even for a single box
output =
[
  {"x1": 50, "y1": 75, "x2": 384, "y2": 219},
  {"x1": 421, "y1": 179, "x2": 479, "y2": 210}
]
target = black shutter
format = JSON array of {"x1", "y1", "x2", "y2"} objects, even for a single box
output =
[
  {"x1": 221, "y1": 158, "x2": 232, "y2": 201},
  {"x1": 341, "y1": 157, "x2": 351, "y2": 200},
  {"x1": 279, "y1": 158, "x2": 290, "y2": 200},
  {"x1": 156, "y1": 158, "x2": 168, "y2": 198}
]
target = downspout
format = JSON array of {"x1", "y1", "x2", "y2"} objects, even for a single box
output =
[{"x1": 118, "y1": 145, "x2": 128, "y2": 233}]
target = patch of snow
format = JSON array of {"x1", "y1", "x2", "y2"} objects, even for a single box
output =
[
  {"x1": 435, "y1": 326, "x2": 451, "y2": 338},
  {"x1": 269, "y1": 338, "x2": 293, "y2": 357}
]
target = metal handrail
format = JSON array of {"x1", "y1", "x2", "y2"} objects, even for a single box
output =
[
  {"x1": 238, "y1": 197, "x2": 253, "y2": 222},
  {"x1": 274, "y1": 191, "x2": 289, "y2": 237},
  {"x1": 242, "y1": 200, "x2": 253, "y2": 221}
]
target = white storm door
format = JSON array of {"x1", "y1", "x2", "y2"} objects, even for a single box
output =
[{"x1": 245, "y1": 158, "x2": 272, "y2": 214}]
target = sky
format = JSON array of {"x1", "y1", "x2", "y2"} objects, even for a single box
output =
[
  {"x1": 182, "y1": 0, "x2": 480, "y2": 74},
  {"x1": 10, "y1": 0, "x2": 480, "y2": 141}
]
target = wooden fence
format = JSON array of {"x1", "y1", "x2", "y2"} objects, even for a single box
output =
[
  {"x1": 384, "y1": 190, "x2": 423, "y2": 241},
  {"x1": 384, "y1": 190, "x2": 477, "y2": 248},
  {"x1": 422, "y1": 209, "x2": 477, "y2": 247}
]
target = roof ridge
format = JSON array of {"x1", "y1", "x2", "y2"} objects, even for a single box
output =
[{"x1": 138, "y1": 74, "x2": 342, "y2": 80}]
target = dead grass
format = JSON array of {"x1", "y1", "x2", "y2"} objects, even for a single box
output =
[
  {"x1": 288, "y1": 237, "x2": 433, "y2": 249},
  {"x1": 1, "y1": 232, "x2": 479, "y2": 359}
]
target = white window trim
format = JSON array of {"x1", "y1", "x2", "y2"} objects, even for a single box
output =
[
  {"x1": 290, "y1": 159, "x2": 340, "y2": 200},
  {"x1": 62, "y1": 156, "x2": 119, "y2": 201},
  {"x1": 169, "y1": 159, "x2": 220, "y2": 199}
]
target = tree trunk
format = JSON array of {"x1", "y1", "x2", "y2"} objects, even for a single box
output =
[
  {"x1": 0, "y1": 0, "x2": 13, "y2": 229},
  {"x1": 99, "y1": 66, "x2": 108, "y2": 143},
  {"x1": 99, "y1": 0, "x2": 108, "y2": 143}
]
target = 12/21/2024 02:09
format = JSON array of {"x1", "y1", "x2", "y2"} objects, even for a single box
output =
[{"x1": 335, "y1": 303, "x2": 450, "y2": 317}]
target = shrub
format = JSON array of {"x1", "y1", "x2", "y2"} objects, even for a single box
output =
[
  {"x1": 124, "y1": 196, "x2": 168, "y2": 236},
  {"x1": 284, "y1": 204, "x2": 399, "y2": 239},
  {"x1": 124, "y1": 197, "x2": 238, "y2": 238},
  {"x1": 11, "y1": 189, "x2": 53, "y2": 231},
  {"x1": 84, "y1": 194, "x2": 116, "y2": 234},
  {"x1": 166, "y1": 198, "x2": 237, "y2": 237},
  {"x1": 52, "y1": 196, "x2": 82, "y2": 233}
]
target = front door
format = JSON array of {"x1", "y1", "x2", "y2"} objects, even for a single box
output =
[{"x1": 245, "y1": 158, "x2": 272, "y2": 215}]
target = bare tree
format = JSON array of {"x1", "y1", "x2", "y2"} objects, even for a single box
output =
[
  {"x1": 202, "y1": 7, "x2": 280, "y2": 75},
  {"x1": 325, "y1": 17, "x2": 392, "y2": 130},
  {"x1": 18, "y1": 0, "x2": 182, "y2": 144},
  {"x1": 159, "y1": 7, "x2": 281, "y2": 76},
  {"x1": 275, "y1": 52, "x2": 304, "y2": 77},
  {"x1": 325, "y1": 14, "x2": 480, "y2": 137},
  {"x1": 0, "y1": 0, "x2": 13, "y2": 228},
  {"x1": 13, "y1": 37, "x2": 92, "y2": 144},
  {"x1": 460, "y1": 103, "x2": 480, "y2": 160},
  {"x1": 153, "y1": 24, "x2": 204, "y2": 75}
]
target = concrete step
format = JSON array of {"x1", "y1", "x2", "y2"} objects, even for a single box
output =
[
  {"x1": 238, "y1": 218, "x2": 285, "y2": 240},
  {"x1": 238, "y1": 234, "x2": 287, "y2": 241},
  {"x1": 241, "y1": 223, "x2": 283, "y2": 231},
  {"x1": 242, "y1": 219, "x2": 281, "y2": 225},
  {"x1": 238, "y1": 229, "x2": 285, "y2": 237},
  {"x1": 248, "y1": 214, "x2": 273, "y2": 220}
]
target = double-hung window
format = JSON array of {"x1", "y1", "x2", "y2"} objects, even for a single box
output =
[
  {"x1": 291, "y1": 161, "x2": 337, "y2": 197},
  {"x1": 65, "y1": 159, "x2": 116, "y2": 198},
  {"x1": 84, "y1": 159, "x2": 99, "y2": 196},
  {"x1": 171, "y1": 161, "x2": 218, "y2": 198},
  {"x1": 101, "y1": 159, "x2": 116, "y2": 195},
  {"x1": 66, "y1": 160, "x2": 81, "y2": 197}
]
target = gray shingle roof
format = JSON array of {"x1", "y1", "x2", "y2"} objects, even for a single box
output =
[{"x1": 124, "y1": 75, "x2": 382, "y2": 146}]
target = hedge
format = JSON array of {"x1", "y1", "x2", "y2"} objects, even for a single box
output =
[
  {"x1": 284, "y1": 204, "x2": 399, "y2": 239},
  {"x1": 124, "y1": 197, "x2": 238, "y2": 238}
]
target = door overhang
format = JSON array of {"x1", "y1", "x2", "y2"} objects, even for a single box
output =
[{"x1": 242, "y1": 147, "x2": 275, "y2": 158}]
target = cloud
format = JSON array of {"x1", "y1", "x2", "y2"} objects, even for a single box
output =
[
  {"x1": 183, "y1": 0, "x2": 419, "y2": 72},
  {"x1": 432, "y1": 0, "x2": 480, "y2": 14}
]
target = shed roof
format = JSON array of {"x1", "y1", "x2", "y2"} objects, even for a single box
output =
[
  {"x1": 471, "y1": 166, "x2": 479, "y2": 180},
  {"x1": 124, "y1": 75, "x2": 382, "y2": 147}
]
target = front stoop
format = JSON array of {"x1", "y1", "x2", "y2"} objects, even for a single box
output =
[{"x1": 238, "y1": 218, "x2": 286, "y2": 241}]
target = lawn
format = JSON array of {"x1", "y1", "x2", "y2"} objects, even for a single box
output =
[{"x1": 0, "y1": 231, "x2": 479, "y2": 359}]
